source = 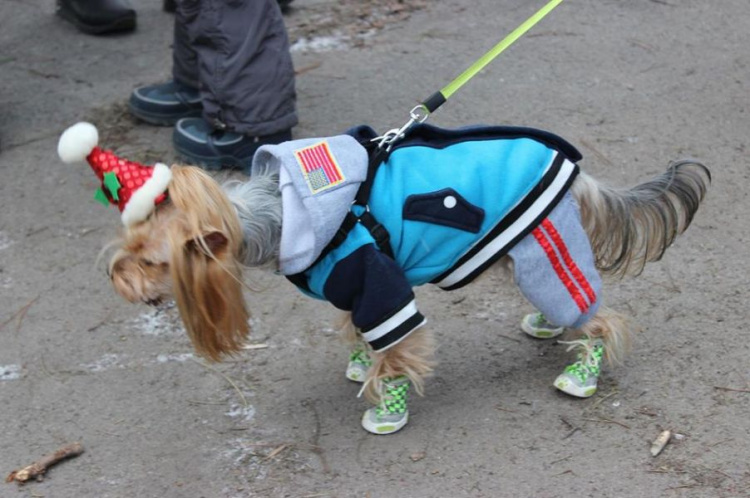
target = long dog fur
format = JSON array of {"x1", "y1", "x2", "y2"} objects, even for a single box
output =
[{"x1": 109, "y1": 160, "x2": 710, "y2": 402}]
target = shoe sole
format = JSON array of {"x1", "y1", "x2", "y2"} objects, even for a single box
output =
[
  {"x1": 128, "y1": 101, "x2": 201, "y2": 127},
  {"x1": 520, "y1": 316, "x2": 564, "y2": 339},
  {"x1": 57, "y1": 4, "x2": 136, "y2": 35},
  {"x1": 173, "y1": 148, "x2": 247, "y2": 171},
  {"x1": 554, "y1": 374, "x2": 597, "y2": 398},
  {"x1": 361, "y1": 410, "x2": 409, "y2": 435},
  {"x1": 345, "y1": 363, "x2": 368, "y2": 383}
]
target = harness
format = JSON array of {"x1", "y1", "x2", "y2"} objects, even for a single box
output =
[{"x1": 285, "y1": 138, "x2": 393, "y2": 292}]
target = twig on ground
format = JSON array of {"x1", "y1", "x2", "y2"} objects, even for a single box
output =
[
  {"x1": 294, "y1": 61, "x2": 323, "y2": 76},
  {"x1": 305, "y1": 399, "x2": 331, "y2": 474},
  {"x1": 263, "y1": 444, "x2": 289, "y2": 462},
  {"x1": 550, "y1": 455, "x2": 572, "y2": 465},
  {"x1": 708, "y1": 438, "x2": 734, "y2": 448},
  {"x1": 86, "y1": 310, "x2": 115, "y2": 332},
  {"x1": 6, "y1": 443, "x2": 84, "y2": 483},
  {"x1": 0, "y1": 295, "x2": 40, "y2": 333},
  {"x1": 635, "y1": 407, "x2": 659, "y2": 417},
  {"x1": 650, "y1": 430, "x2": 671, "y2": 457},
  {"x1": 186, "y1": 399, "x2": 226, "y2": 406},
  {"x1": 241, "y1": 343, "x2": 269, "y2": 350},
  {"x1": 582, "y1": 417, "x2": 630, "y2": 430},
  {"x1": 497, "y1": 333, "x2": 522, "y2": 343},
  {"x1": 559, "y1": 416, "x2": 581, "y2": 439},
  {"x1": 190, "y1": 358, "x2": 248, "y2": 408},
  {"x1": 552, "y1": 469, "x2": 575, "y2": 477},
  {"x1": 714, "y1": 386, "x2": 750, "y2": 393},
  {"x1": 666, "y1": 485, "x2": 697, "y2": 491},
  {"x1": 495, "y1": 404, "x2": 517, "y2": 413},
  {"x1": 579, "y1": 139, "x2": 614, "y2": 166},
  {"x1": 591, "y1": 390, "x2": 618, "y2": 410}
]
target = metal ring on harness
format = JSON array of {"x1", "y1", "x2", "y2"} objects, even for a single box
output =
[{"x1": 373, "y1": 104, "x2": 430, "y2": 151}]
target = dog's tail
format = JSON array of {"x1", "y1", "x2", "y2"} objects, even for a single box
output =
[{"x1": 571, "y1": 160, "x2": 711, "y2": 277}]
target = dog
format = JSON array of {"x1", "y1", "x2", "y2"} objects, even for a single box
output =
[{"x1": 59, "y1": 121, "x2": 710, "y2": 434}]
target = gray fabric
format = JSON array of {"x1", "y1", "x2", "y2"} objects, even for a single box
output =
[
  {"x1": 172, "y1": 0, "x2": 297, "y2": 136},
  {"x1": 508, "y1": 192, "x2": 601, "y2": 329},
  {"x1": 251, "y1": 135, "x2": 368, "y2": 274}
]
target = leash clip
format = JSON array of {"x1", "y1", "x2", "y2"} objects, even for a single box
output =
[{"x1": 373, "y1": 104, "x2": 430, "y2": 151}]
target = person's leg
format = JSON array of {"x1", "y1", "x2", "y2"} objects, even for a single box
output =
[
  {"x1": 128, "y1": 0, "x2": 202, "y2": 125},
  {"x1": 173, "y1": 0, "x2": 297, "y2": 171},
  {"x1": 171, "y1": 0, "x2": 199, "y2": 90},
  {"x1": 189, "y1": 0, "x2": 297, "y2": 136}
]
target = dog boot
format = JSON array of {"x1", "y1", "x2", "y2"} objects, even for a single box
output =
[
  {"x1": 361, "y1": 376, "x2": 410, "y2": 435},
  {"x1": 521, "y1": 312, "x2": 565, "y2": 339},
  {"x1": 346, "y1": 346, "x2": 372, "y2": 383},
  {"x1": 554, "y1": 338, "x2": 604, "y2": 398}
]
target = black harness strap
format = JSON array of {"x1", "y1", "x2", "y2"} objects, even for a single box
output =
[{"x1": 285, "y1": 143, "x2": 394, "y2": 292}]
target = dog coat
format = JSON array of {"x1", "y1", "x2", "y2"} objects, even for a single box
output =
[{"x1": 251, "y1": 124, "x2": 601, "y2": 351}]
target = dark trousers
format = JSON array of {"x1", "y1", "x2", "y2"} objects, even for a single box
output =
[{"x1": 172, "y1": 0, "x2": 298, "y2": 136}]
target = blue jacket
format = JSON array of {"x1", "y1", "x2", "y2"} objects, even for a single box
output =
[{"x1": 264, "y1": 125, "x2": 597, "y2": 351}]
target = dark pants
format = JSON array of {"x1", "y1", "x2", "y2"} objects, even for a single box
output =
[{"x1": 172, "y1": 0, "x2": 298, "y2": 136}]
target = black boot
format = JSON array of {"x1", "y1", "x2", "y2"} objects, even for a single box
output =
[{"x1": 56, "y1": 0, "x2": 136, "y2": 35}]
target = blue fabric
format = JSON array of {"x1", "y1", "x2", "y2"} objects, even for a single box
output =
[
  {"x1": 370, "y1": 136, "x2": 556, "y2": 286},
  {"x1": 287, "y1": 124, "x2": 593, "y2": 347},
  {"x1": 299, "y1": 126, "x2": 568, "y2": 299}
]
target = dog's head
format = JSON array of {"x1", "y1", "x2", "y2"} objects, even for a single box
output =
[{"x1": 109, "y1": 165, "x2": 250, "y2": 361}]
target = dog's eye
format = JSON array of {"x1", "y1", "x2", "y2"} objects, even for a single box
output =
[{"x1": 141, "y1": 258, "x2": 155, "y2": 267}]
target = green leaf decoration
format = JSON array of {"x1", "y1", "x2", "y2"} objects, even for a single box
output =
[
  {"x1": 103, "y1": 171, "x2": 121, "y2": 201},
  {"x1": 94, "y1": 188, "x2": 110, "y2": 206}
]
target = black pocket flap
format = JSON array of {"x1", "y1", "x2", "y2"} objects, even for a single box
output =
[{"x1": 403, "y1": 188, "x2": 485, "y2": 233}]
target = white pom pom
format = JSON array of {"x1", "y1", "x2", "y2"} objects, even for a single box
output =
[{"x1": 58, "y1": 122, "x2": 99, "y2": 163}]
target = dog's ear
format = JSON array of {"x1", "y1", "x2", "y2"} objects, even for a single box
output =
[
  {"x1": 185, "y1": 231, "x2": 229, "y2": 257},
  {"x1": 171, "y1": 229, "x2": 250, "y2": 362}
]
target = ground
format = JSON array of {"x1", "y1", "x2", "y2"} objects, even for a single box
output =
[{"x1": 1, "y1": 0, "x2": 749, "y2": 497}]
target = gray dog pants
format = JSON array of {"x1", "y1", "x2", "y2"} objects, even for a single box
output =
[{"x1": 172, "y1": 0, "x2": 298, "y2": 136}]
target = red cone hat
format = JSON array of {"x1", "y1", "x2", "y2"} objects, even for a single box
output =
[{"x1": 58, "y1": 122, "x2": 172, "y2": 226}]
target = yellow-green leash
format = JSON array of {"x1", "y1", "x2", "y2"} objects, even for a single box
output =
[{"x1": 377, "y1": 0, "x2": 564, "y2": 150}]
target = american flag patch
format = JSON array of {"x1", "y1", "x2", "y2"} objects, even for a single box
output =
[{"x1": 294, "y1": 141, "x2": 345, "y2": 194}]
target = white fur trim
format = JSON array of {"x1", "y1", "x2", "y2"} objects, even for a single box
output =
[
  {"x1": 58, "y1": 122, "x2": 99, "y2": 163},
  {"x1": 121, "y1": 163, "x2": 172, "y2": 226}
]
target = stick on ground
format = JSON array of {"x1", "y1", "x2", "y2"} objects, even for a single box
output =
[{"x1": 6, "y1": 443, "x2": 84, "y2": 483}]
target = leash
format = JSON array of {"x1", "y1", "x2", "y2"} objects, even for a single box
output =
[
  {"x1": 286, "y1": 0, "x2": 565, "y2": 291},
  {"x1": 375, "y1": 0, "x2": 564, "y2": 151}
]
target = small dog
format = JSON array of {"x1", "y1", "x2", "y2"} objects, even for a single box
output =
[{"x1": 59, "y1": 121, "x2": 710, "y2": 434}]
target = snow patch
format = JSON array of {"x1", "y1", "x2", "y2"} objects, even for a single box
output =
[
  {"x1": 131, "y1": 304, "x2": 184, "y2": 336},
  {"x1": 156, "y1": 353, "x2": 194, "y2": 363},
  {"x1": 222, "y1": 438, "x2": 269, "y2": 478},
  {"x1": 0, "y1": 364, "x2": 21, "y2": 381},
  {"x1": 0, "y1": 232, "x2": 14, "y2": 251},
  {"x1": 225, "y1": 403, "x2": 256, "y2": 422},
  {"x1": 82, "y1": 353, "x2": 124, "y2": 372},
  {"x1": 291, "y1": 34, "x2": 348, "y2": 53}
]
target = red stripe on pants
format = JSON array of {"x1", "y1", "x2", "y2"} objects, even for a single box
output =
[
  {"x1": 532, "y1": 226, "x2": 588, "y2": 313},
  {"x1": 541, "y1": 219, "x2": 597, "y2": 305}
]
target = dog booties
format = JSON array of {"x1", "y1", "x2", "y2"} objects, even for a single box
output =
[{"x1": 251, "y1": 124, "x2": 600, "y2": 351}]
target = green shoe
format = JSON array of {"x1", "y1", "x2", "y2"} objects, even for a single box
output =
[
  {"x1": 554, "y1": 338, "x2": 605, "y2": 398},
  {"x1": 346, "y1": 347, "x2": 372, "y2": 383},
  {"x1": 521, "y1": 312, "x2": 565, "y2": 339},
  {"x1": 361, "y1": 376, "x2": 410, "y2": 435}
]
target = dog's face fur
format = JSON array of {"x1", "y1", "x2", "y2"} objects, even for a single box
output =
[
  {"x1": 109, "y1": 203, "x2": 177, "y2": 306},
  {"x1": 108, "y1": 165, "x2": 251, "y2": 361}
]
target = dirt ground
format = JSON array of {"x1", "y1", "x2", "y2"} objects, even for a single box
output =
[{"x1": 1, "y1": 0, "x2": 749, "y2": 497}]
